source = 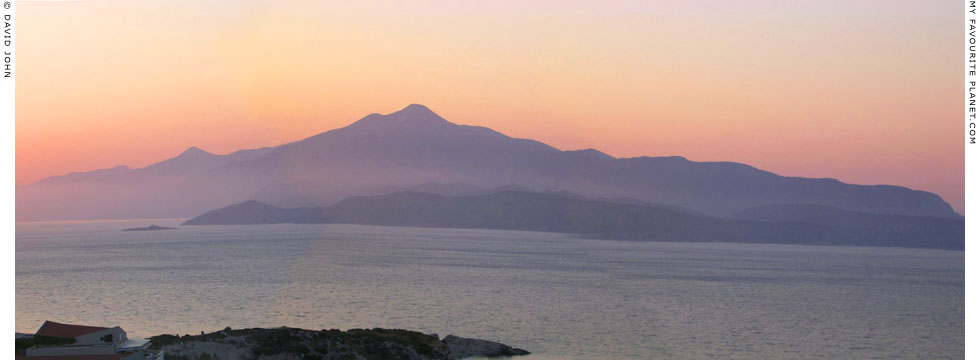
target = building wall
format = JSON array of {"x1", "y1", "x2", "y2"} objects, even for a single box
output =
[
  {"x1": 25, "y1": 343, "x2": 115, "y2": 356},
  {"x1": 75, "y1": 327, "x2": 126, "y2": 346},
  {"x1": 120, "y1": 350, "x2": 147, "y2": 360},
  {"x1": 26, "y1": 327, "x2": 127, "y2": 357}
]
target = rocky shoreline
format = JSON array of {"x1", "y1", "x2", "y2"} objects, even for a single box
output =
[{"x1": 147, "y1": 327, "x2": 529, "y2": 360}]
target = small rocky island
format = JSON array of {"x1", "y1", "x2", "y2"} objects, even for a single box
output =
[
  {"x1": 122, "y1": 224, "x2": 177, "y2": 231},
  {"x1": 148, "y1": 327, "x2": 529, "y2": 360}
]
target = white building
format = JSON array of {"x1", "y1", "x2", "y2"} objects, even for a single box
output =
[{"x1": 22, "y1": 321, "x2": 162, "y2": 360}]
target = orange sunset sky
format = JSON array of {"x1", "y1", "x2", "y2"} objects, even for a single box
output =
[{"x1": 15, "y1": 1, "x2": 965, "y2": 212}]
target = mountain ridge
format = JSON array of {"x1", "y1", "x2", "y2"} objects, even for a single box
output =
[
  {"x1": 17, "y1": 104, "x2": 959, "y2": 220},
  {"x1": 182, "y1": 190, "x2": 964, "y2": 250}
]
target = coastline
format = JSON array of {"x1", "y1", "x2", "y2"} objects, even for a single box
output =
[{"x1": 17, "y1": 327, "x2": 530, "y2": 360}]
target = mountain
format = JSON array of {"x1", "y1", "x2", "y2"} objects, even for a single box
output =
[
  {"x1": 732, "y1": 204, "x2": 964, "y2": 245},
  {"x1": 17, "y1": 145, "x2": 276, "y2": 220},
  {"x1": 17, "y1": 104, "x2": 959, "y2": 221},
  {"x1": 180, "y1": 200, "x2": 322, "y2": 225},
  {"x1": 183, "y1": 190, "x2": 964, "y2": 250}
]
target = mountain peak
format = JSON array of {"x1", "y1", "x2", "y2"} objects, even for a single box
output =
[
  {"x1": 179, "y1": 146, "x2": 214, "y2": 157},
  {"x1": 386, "y1": 103, "x2": 447, "y2": 124},
  {"x1": 398, "y1": 103, "x2": 434, "y2": 113},
  {"x1": 344, "y1": 104, "x2": 451, "y2": 132},
  {"x1": 566, "y1": 148, "x2": 615, "y2": 160}
]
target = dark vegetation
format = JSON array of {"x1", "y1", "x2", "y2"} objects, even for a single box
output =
[
  {"x1": 15, "y1": 335, "x2": 75, "y2": 356},
  {"x1": 148, "y1": 327, "x2": 527, "y2": 360}
]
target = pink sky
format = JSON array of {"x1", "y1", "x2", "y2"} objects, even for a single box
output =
[{"x1": 15, "y1": 1, "x2": 964, "y2": 211}]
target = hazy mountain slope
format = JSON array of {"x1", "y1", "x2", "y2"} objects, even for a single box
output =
[
  {"x1": 732, "y1": 204, "x2": 965, "y2": 244},
  {"x1": 183, "y1": 191, "x2": 964, "y2": 250},
  {"x1": 181, "y1": 200, "x2": 322, "y2": 225},
  {"x1": 208, "y1": 104, "x2": 957, "y2": 217},
  {"x1": 17, "y1": 104, "x2": 958, "y2": 220},
  {"x1": 16, "y1": 147, "x2": 275, "y2": 220}
]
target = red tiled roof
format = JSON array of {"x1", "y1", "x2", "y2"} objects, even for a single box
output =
[
  {"x1": 35, "y1": 321, "x2": 110, "y2": 338},
  {"x1": 23, "y1": 355, "x2": 126, "y2": 360}
]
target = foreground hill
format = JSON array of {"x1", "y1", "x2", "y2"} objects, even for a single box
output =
[
  {"x1": 16, "y1": 327, "x2": 528, "y2": 360},
  {"x1": 148, "y1": 327, "x2": 528, "y2": 360},
  {"x1": 184, "y1": 190, "x2": 964, "y2": 250},
  {"x1": 17, "y1": 104, "x2": 958, "y2": 220}
]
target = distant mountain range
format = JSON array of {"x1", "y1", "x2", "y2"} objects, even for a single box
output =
[
  {"x1": 183, "y1": 190, "x2": 964, "y2": 250},
  {"x1": 17, "y1": 104, "x2": 959, "y2": 223}
]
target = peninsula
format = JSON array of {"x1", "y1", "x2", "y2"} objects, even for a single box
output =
[
  {"x1": 149, "y1": 327, "x2": 528, "y2": 360},
  {"x1": 122, "y1": 225, "x2": 176, "y2": 232},
  {"x1": 16, "y1": 326, "x2": 529, "y2": 360}
]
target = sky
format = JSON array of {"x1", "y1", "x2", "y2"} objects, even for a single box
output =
[{"x1": 15, "y1": 1, "x2": 964, "y2": 212}]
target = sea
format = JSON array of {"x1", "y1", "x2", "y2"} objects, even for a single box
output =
[{"x1": 16, "y1": 219, "x2": 964, "y2": 359}]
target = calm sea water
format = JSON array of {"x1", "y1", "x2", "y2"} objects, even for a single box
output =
[{"x1": 16, "y1": 220, "x2": 963, "y2": 359}]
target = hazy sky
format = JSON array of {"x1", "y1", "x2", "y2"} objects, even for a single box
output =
[{"x1": 16, "y1": 1, "x2": 964, "y2": 211}]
